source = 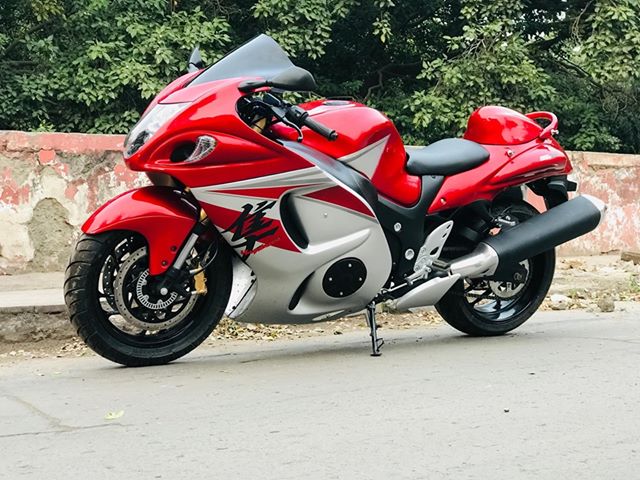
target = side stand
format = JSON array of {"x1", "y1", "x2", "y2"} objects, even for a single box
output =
[{"x1": 365, "y1": 302, "x2": 384, "y2": 357}]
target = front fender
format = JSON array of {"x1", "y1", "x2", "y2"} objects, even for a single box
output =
[{"x1": 82, "y1": 186, "x2": 198, "y2": 275}]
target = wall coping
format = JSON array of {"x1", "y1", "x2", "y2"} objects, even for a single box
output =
[
  {"x1": 2, "y1": 130, "x2": 640, "y2": 167},
  {"x1": 568, "y1": 151, "x2": 640, "y2": 168},
  {"x1": 0, "y1": 130, "x2": 125, "y2": 154}
]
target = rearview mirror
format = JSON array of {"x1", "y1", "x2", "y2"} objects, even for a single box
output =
[
  {"x1": 187, "y1": 46, "x2": 205, "y2": 73},
  {"x1": 270, "y1": 66, "x2": 317, "y2": 91}
]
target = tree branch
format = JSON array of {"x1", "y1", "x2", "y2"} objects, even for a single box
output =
[
  {"x1": 364, "y1": 62, "x2": 420, "y2": 101},
  {"x1": 551, "y1": 53, "x2": 604, "y2": 91},
  {"x1": 2, "y1": 19, "x2": 54, "y2": 57}
]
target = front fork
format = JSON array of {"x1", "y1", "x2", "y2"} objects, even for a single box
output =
[{"x1": 156, "y1": 212, "x2": 213, "y2": 297}]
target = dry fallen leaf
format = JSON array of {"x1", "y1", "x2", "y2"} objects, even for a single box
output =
[{"x1": 105, "y1": 410, "x2": 124, "y2": 420}]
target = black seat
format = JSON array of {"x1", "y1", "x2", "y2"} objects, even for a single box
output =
[{"x1": 406, "y1": 138, "x2": 490, "y2": 176}]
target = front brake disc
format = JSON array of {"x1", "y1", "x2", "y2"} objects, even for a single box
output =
[{"x1": 113, "y1": 247, "x2": 198, "y2": 330}]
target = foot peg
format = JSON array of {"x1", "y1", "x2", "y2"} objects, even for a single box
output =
[{"x1": 365, "y1": 302, "x2": 384, "y2": 356}]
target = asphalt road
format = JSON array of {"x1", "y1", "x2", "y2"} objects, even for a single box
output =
[{"x1": 1, "y1": 308, "x2": 640, "y2": 480}]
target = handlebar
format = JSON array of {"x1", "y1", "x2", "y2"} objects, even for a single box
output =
[
  {"x1": 286, "y1": 105, "x2": 338, "y2": 141},
  {"x1": 301, "y1": 115, "x2": 338, "y2": 141},
  {"x1": 526, "y1": 111, "x2": 558, "y2": 140},
  {"x1": 244, "y1": 93, "x2": 338, "y2": 142}
]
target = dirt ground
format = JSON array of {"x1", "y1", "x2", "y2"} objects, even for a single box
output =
[
  {"x1": 0, "y1": 310, "x2": 441, "y2": 363},
  {"x1": 1, "y1": 254, "x2": 638, "y2": 363},
  {"x1": 545, "y1": 255, "x2": 640, "y2": 307}
]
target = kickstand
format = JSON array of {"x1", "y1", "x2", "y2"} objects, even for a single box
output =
[{"x1": 365, "y1": 302, "x2": 384, "y2": 357}]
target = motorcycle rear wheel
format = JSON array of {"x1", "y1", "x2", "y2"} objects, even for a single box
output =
[
  {"x1": 64, "y1": 231, "x2": 231, "y2": 366},
  {"x1": 436, "y1": 201, "x2": 555, "y2": 336}
]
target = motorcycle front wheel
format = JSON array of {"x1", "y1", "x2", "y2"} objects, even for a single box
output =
[
  {"x1": 436, "y1": 201, "x2": 555, "y2": 336},
  {"x1": 64, "y1": 230, "x2": 231, "y2": 366}
]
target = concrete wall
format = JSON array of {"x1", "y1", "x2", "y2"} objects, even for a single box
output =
[
  {"x1": 555, "y1": 151, "x2": 639, "y2": 255},
  {"x1": 0, "y1": 131, "x2": 145, "y2": 274},
  {"x1": 0, "y1": 130, "x2": 638, "y2": 274}
]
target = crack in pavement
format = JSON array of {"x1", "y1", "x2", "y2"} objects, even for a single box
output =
[
  {"x1": 0, "y1": 392, "x2": 123, "y2": 437},
  {"x1": 0, "y1": 423, "x2": 121, "y2": 439}
]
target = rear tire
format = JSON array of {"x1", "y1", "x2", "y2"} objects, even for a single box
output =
[
  {"x1": 64, "y1": 231, "x2": 232, "y2": 366},
  {"x1": 436, "y1": 201, "x2": 555, "y2": 336}
]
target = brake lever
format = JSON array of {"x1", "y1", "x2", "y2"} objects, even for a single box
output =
[
  {"x1": 284, "y1": 119, "x2": 304, "y2": 142},
  {"x1": 272, "y1": 106, "x2": 304, "y2": 142}
]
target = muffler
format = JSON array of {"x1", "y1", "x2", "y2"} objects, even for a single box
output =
[
  {"x1": 450, "y1": 194, "x2": 606, "y2": 278},
  {"x1": 393, "y1": 195, "x2": 605, "y2": 311}
]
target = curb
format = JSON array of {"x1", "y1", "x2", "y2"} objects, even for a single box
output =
[
  {"x1": 0, "y1": 304, "x2": 66, "y2": 315},
  {"x1": 0, "y1": 309, "x2": 74, "y2": 343}
]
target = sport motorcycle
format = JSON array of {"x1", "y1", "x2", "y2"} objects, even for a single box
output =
[{"x1": 64, "y1": 34, "x2": 606, "y2": 366}]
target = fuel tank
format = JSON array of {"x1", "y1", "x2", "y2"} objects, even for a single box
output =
[{"x1": 296, "y1": 100, "x2": 422, "y2": 206}]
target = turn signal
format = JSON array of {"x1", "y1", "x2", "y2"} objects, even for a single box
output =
[{"x1": 184, "y1": 136, "x2": 217, "y2": 163}]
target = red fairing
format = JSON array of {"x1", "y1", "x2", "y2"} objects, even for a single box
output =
[
  {"x1": 429, "y1": 108, "x2": 571, "y2": 213},
  {"x1": 305, "y1": 186, "x2": 375, "y2": 218},
  {"x1": 126, "y1": 79, "x2": 311, "y2": 188},
  {"x1": 141, "y1": 70, "x2": 203, "y2": 116},
  {"x1": 82, "y1": 187, "x2": 198, "y2": 275},
  {"x1": 123, "y1": 81, "x2": 379, "y2": 257},
  {"x1": 464, "y1": 106, "x2": 543, "y2": 145},
  {"x1": 273, "y1": 100, "x2": 422, "y2": 206},
  {"x1": 491, "y1": 143, "x2": 570, "y2": 184}
]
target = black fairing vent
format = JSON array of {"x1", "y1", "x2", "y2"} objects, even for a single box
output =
[
  {"x1": 288, "y1": 273, "x2": 313, "y2": 310},
  {"x1": 322, "y1": 258, "x2": 367, "y2": 298},
  {"x1": 170, "y1": 142, "x2": 196, "y2": 162},
  {"x1": 280, "y1": 193, "x2": 309, "y2": 249}
]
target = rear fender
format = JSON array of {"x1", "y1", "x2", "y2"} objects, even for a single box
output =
[
  {"x1": 82, "y1": 186, "x2": 199, "y2": 275},
  {"x1": 528, "y1": 174, "x2": 578, "y2": 209}
]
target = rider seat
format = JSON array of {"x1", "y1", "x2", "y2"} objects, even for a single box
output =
[{"x1": 405, "y1": 138, "x2": 490, "y2": 176}]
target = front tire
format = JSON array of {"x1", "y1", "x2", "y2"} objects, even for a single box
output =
[
  {"x1": 436, "y1": 201, "x2": 555, "y2": 336},
  {"x1": 64, "y1": 231, "x2": 232, "y2": 366}
]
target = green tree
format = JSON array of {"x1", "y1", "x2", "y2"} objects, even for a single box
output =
[
  {"x1": 1, "y1": 0, "x2": 639, "y2": 153},
  {"x1": 408, "y1": 0, "x2": 555, "y2": 143},
  {"x1": 565, "y1": 0, "x2": 640, "y2": 152},
  {"x1": 0, "y1": 0, "x2": 231, "y2": 133}
]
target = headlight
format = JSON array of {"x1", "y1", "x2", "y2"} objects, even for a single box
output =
[{"x1": 124, "y1": 102, "x2": 190, "y2": 158}]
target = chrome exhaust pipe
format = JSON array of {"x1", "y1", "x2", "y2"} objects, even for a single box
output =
[
  {"x1": 449, "y1": 243, "x2": 499, "y2": 278},
  {"x1": 393, "y1": 248, "x2": 498, "y2": 311},
  {"x1": 393, "y1": 195, "x2": 606, "y2": 310}
]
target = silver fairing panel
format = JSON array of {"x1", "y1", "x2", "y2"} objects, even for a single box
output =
[{"x1": 191, "y1": 144, "x2": 392, "y2": 324}]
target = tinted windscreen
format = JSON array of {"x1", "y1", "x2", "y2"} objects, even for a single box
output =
[{"x1": 189, "y1": 34, "x2": 295, "y2": 86}]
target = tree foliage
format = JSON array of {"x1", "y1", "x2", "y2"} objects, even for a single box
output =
[
  {"x1": 1, "y1": 0, "x2": 638, "y2": 152},
  {"x1": 409, "y1": 0, "x2": 555, "y2": 141},
  {"x1": 0, "y1": 0, "x2": 230, "y2": 132}
]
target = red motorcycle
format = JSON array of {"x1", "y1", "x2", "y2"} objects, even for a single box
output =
[{"x1": 65, "y1": 35, "x2": 606, "y2": 366}]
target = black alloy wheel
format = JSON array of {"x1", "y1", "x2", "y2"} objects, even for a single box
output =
[
  {"x1": 64, "y1": 230, "x2": 231, "y2": 366},
  {"x1": 436, "y1": 201, "x2": 555, "y2": 336}
]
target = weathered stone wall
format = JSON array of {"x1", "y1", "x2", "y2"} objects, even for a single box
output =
[
  {"x1": 0, "y1": 130, "x2": 638, "y2": 273},
  {"x1": 564, "y1": 151, "x2": 639, "y2": 254},
  {"x1": 0, "y1": 131, "x2": 144, "y2": 274}
]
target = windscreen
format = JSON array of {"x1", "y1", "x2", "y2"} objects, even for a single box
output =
[{"x1": 189, "y1": 34, "x2": 295, "y2": 86}]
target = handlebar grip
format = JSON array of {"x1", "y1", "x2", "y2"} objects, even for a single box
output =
[{"x1": 303, "y1": 116, "x2": 338, "y2": 141}]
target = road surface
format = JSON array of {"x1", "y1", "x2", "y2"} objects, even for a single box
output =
[{"x1": 2, "y1": 308, "x2": 640, "y2": 479}]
